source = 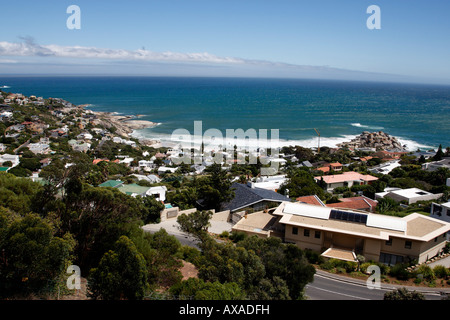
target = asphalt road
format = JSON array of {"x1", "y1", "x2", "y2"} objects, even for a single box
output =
[{"x1": 306, "y1": 270, "x2": 448, "y2": 300}]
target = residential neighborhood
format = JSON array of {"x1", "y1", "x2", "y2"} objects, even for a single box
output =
[{"x1": 1, "y1": 88, "x2": 449, "y2": 301}]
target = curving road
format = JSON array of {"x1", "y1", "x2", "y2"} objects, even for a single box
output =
[{"x1": 306, "y1": 270, "x2": 449, "y2": 300}]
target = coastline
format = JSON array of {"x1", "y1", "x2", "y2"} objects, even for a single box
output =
[{"x1": 81, "y1": 105, "x2": 160, "y2": 139}]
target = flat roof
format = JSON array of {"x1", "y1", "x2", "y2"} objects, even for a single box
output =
[{"x1": 274, "y1": 202, "x2": 450, "y2": 241}]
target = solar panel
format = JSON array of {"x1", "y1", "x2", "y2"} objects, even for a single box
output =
[{"x1": 329, "y1": 209, "x2": 368, "y2": 224}]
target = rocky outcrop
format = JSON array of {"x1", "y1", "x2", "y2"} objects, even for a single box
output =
[{"x1": 337, "y1": 131, "x2": 406, "y2": 151}]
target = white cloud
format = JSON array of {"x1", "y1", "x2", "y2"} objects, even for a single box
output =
[{"x1": 0, "y1": 39, "x2": 245, "y2": 65}]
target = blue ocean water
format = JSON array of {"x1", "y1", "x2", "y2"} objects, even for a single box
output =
[{"x1": 1, "y1": 76, "x2": 449, "y2": 150}]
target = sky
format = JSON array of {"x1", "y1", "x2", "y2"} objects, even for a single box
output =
[{"x1": 1, "y1": 0, "x2": 450, "y2": 84}]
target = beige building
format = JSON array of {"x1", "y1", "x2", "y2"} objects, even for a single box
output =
[{"x1": 233, "y1": 201, "x2": 450, "y2": 265}]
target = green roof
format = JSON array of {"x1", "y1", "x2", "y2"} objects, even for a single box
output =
[
  {"x1": 118, "y1": 183, "x2": 150, "y2": 196},
  {"x1": 98, "y1": 180, "x2": 123, "y2": 188},
  {"x1": 0, "y1": 167, "x2": 9, "y2": 172}
]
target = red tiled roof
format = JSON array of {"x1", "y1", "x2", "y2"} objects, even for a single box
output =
[
  {"x1": 296, "y1": 195, "x2": 325, "y2": 207},
  {"x1": 326, "y1": 196, "x2": 378, "y2": 212}
]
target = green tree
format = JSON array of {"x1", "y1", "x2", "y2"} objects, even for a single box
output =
[
  {"x1": 169, "y1": 278, "x2": 245, "y2": 300},
  {"x1": 139, "y1": 196, "x2": 165, "y2": 224},
  {"x1": 198, "y1": 164, "x2": 234, "y2": 211},
  {"x1": 177, "y1": 210, "x2": 213, "y2": 242},
  {"x1": 0, "y1": 212, "x2": 75, "y2": 297},
  {"x1": 433, "y1": 144, "x2": 444, "y2": 161},
  {"x1": 88, "y1": 235, "x2": 148, "y2": 300},
  {"x1": 61, "y1": 184, "x2": 144, "y2": 272}
]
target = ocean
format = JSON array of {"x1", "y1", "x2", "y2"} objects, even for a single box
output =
[{"x1": 1, "y1": 76, "x2": 449, "y2": 151}]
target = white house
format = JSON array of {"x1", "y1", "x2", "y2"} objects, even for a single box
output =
[
  {"x1": 77, "y1": 132, "x2": 93, "y2": 140},
  {"x1": 369, "y1": 160, "x2": 402, "y2": 175},
  {"x1": 157, "y1": 166, "x2": 178, "y2": 175},
  {"x1": 0, "y1": 154, "x2": 20, "y2": 168},
  {"x1": 28, "y1": 143, "x2": 51, "y2": 155},
  {"x1": 146, "y1": 186, "x2": 167, "y2": 202},
  {"x1": 375, "y1": 188, "x2": 443, "y2": 205}
]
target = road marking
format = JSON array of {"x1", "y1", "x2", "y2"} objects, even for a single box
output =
[{"x1": 306, "y1": 285, "x2": 371, "y2": 300}]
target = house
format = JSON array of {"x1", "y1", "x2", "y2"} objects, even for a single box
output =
[
  {"x1": 430, "y1": 202, "x2": 450, "y2": 224},
  {"x1": 375, "y1": 188, "x2": 443, "y2": 205},
  {"x1": 68, "y1": 140, "x2": 91, "y2": 153},
  {"x1": 132, "y1": 174, "x2": 161, "y2": 184},
  {"x1": 296, "y1": 195, "x2": 326, "y2": 207},
  {"x1": 372, "y1": 150, "x2": 408, "y2": 161},
  {"x1": 98, "y1": 180, "x2": 124, "y2": 188},
  {"x1": 146, "y1": 186, "x2": 167, "y2": 202},
  {"x1": 0, "y1": 143, "x2": 6, "y2": 153},
  {"x1": 220, "y1": 182, "x2": 291, "y2": 213},
  {"x1": 117, "y1": 184, "x2": 151, "y2": 198},
  {"x1": 249, "y1": 175, "x2": 288, "y2": 192},
  {"x1": 326, "y1": 196, "x2": 378, "y2": 213},
  {"x1": 314, "y1": 171, "x2": 378, "y2": 192},
  {"x1": 329, "y1": 162, "x2": 343, "y2": 171},
  {"x1": 273, "y1": 202, "x2": 450, "y2": 265},
  {"x1": 270, "y1": 201, "x2": 450, "y2": 265},
  {"x1": 28, "y1": 143, "x2": 51, "y2": 155},
  {"x1": 77, "y1": 132, "x2": 93, "y2": 140},
  {"x1": 0, "y1": 154, "x2": 20, "y2": 168},
  {"x1": 157, "y1": 166, "x2": 178, "y2": 175},
  {"x1": 369, "y1": 160, "x2": 401, "y2": 175},
  {"x1": 421, "y1": 157, "x2": 450, "y2": 172}
]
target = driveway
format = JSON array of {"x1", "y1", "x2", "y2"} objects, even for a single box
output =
[{"x1": 142, "y1": 218, "x2": 234, "y2": 249}]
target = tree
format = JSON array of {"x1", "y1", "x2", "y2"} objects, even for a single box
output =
[
  {"x1": 278, "y1": 167, "x2": 324, "y2": 199},
  {"x1": 433, "y1": 144, "x2": 444, "y2": 161},
  {"x1": 376, "y1": 197, "x2": 400, "y2": 214},
  {"x1": 139, "y1": 196, "x2": 165, "y2": 224},
  {"x1": 61, "y1": 183, "x2": 144, "y2": 272},
  {"x1": 383, "y1": 288, "x2": 425, "y2": 300},
  {"x1": 169, "y1": 278, "x2": 245, "y2": 300},
  {"x1": 198, "y1": 164, "x2": 234, "y2": 211},
  {"x1": 0, "y1": 211, "x2": 75, "y2": 297},
  {"x1": 88, "y1": 236, "x2": 148, "y2": 300},
  {"x1": 177, "y1": 210, "x2": 213, "y2": 242}
]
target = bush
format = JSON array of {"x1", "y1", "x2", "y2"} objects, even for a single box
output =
[
  {"x1": 389, "y1": 263, "x2": 411, "y2": 281},
  {"x1": 219, "y1": 231, "x2": 229, "y2": 239},
  {"x1": 360, "y1": 262, "x2": 372, "y2": 274},
  {"x1": 415, "y1": 265, "x2": 435, "y2": 281},
  {"x1": 304, "y1": 249, "x2": 325, "y2": 265},
  {"x1": 229, "y1": 231, "x2": 247, "y2": 243},
  {"x1": 432, "y1": 265, "x2": 449, "y2": 279}
]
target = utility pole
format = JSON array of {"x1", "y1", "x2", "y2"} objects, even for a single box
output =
[{"x1": 314, "y1": 128, "x2": 321, "y2": 153}]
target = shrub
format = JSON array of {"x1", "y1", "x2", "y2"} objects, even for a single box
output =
[
  {"x1": 415, "y1": 265, "x2": 435, "y2": 281},
  {"x1": 219, "y1": 231, "x2": 229, "y2": 239},
  {"x1": 432, "y1": 265, "x2": 449, "y2": 279},
  {"x1": 389, "y1": 263, "x2": 411, "y2": 281},
  {"x1": 228, "y1": 231, "x2": 247, "y2": 243},
  {"x1": 304, "y1": 249, "x2": 325, "y2": 265},
  {"x1": 360, "y1": 262, "x2": 372, "y2": 274}
]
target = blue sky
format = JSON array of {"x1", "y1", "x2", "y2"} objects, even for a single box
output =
[{"x1": 1, "y1": 0, "x2": 450, "y2": 84}]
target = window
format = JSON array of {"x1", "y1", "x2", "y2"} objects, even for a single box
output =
[
  {"x1": 292, "y1": 227, "x2": 298, "y2": 235},
  {"x1": 380, "y1": 252, "x2": 404, "y2": 266},
  {"x1": 304, "y1": 229, "x2": 310, "y2": 237},
  {"x1": 385, "y1": 238, "x2": 392, "y2": 246},
  {"x1": 315, "y1": 231, "x2": 321, "y2": 239},
  {"x1": 405, "y1": 241, "x2": 412, "y2": 249}
]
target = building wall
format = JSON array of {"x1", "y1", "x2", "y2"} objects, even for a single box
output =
[
  {"x1": 417, "y1": 234, "x2": 448, "y2": 264},
  {"x1": 284, "y1": 225, "x2": 323, "y2": 252},
  {"x1": 363, "y1": 239, "x2": 381, "y2": 262}
]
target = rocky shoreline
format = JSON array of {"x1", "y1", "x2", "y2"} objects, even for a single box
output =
[
  {"x1": 86, "y1": 109, "x2": 158, "y2": 138},
  {"x1": 337, "y1": 131, "x2": 407, "y2": 151}
]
